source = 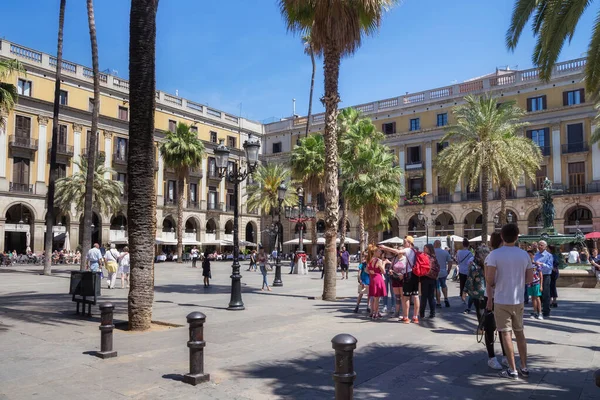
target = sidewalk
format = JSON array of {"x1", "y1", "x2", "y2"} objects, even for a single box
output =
[{"x1": 1, "y1": 262, "x2": 598, "y2": 399}]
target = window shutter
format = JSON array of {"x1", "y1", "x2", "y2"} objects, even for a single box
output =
[
  {"x1": 382, "y1": 123, "x2": 385, "y2": 132},
  {"x1": 526, "y1": 129, "x2": 532, "y2": 139},
  {"x1": 544, "y1": 128, "x2": 550, "y2": 144},
  {"x1": 579, "y1": 88, "x2": 585, "y2": 103},
  {"x1": 392, "y1": 122, "x2": 396, "y2": 133},
  {"x1": 541, "y1": 95, "x2": 547, "y2": 110},
  {"x1": 23, "y1": 159, "x2": 30, "y2": 184},
  {"x1": 526, "y1": 98, "x2": 532, "y2": 112},
  {"x1": 563, "y1": 91, "x2": 568, "y2": 106}
]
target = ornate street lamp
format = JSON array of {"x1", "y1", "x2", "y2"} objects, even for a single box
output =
[
  {"x1": 284, "y1": 187, "x2": 316, "y2": 256},
  {"x1": 417, "y1": 208, "x2": 437, "y2": 244},
  {"x1": 213, "y1": 135, "x2": 260, "y2": 311},
  {"x1": 271, "y1": 183, "x2": 287, "y2": 287}
]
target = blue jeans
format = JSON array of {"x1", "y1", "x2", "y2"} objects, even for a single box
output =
[
  {"x1": 260, "y1": 265, "x2": 268, "y2": 288},
  {"x1": 383, "y1": 274, "x2": 396, "y2": 310}
]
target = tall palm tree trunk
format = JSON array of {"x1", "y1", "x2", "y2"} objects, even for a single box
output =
[
  {"x1": 481, "y1": 167, "x2": 490, "y2": 244},
  {"x1": 305, "y1": 44, "x2": 315, "y2": 138},
  {"x1": 82, "y1": 0, "x2": 100, "y2": 268},
  {"x1": 367, "y1": 222, "x2": 378, "y2": 246},
  {"x1": 321, "y1": 45, "x2": 341, "y2": 302},
  {"x1": 310, "y1": 198, "x2": 318, "y2": 261},
  {"x1": 43, "y1": 0, "x2": 66, "y2": 276},
  {"x1": 339, "y1": 197, "x2": 347, "y2": 251},
  {"x1": 499, "y1": 184, "x2": 507, "y2": 225},
  {"x1": 176, "y1": 174, "x2": 184, "y2": 263},
  {"x1": 358, "y1": 207, "x2": 365, "y2": 253},
  {"x1": 128, "y1": 0, "x2": 158, "y2": 331}
]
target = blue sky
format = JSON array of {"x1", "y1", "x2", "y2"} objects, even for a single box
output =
[{"x1": 1, "y1": 1, "x2": 594, "y2": 122}]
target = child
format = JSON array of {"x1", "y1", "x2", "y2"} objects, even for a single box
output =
[
  {"x1": 527, "y1": 249, "x2": 544, "y2": 320},
  {"x1": 354, "y1": 251, "x2": 371, "y2": 314}
]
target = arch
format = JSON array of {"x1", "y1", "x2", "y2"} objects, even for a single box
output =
[
  {"x1": 434, "y1": 212, "x2": 455, "y2": 236},
  {"x1": 407, "y1": 213, "x2": 426, "y2": 236},
  {"x1": 110, "y1": 213, "x2": 127, "y2": 231},
  {"x1": 316, "y1": 219, "x2": 326, "y2": 234},
  {"x1": 206, "y1": 218, "x2": 217, "y2": 234},
  {"x1": 337, "y1": 219, "x2": 351, "y2": 234},
  {"x1": 245, "y1": 221, "x2": 257, "y2": 243},
  {"x1": 3, "y1": 200, "x2": 38, "y2": 222},
  {"x1": 527, "y1": 208, "x2": 543, "y2": 235},
  {"x1": 185, "y1": 217, "x2": 199, "y2": 233},
  {"x1": 491, "y1": 209, "x2": 518, "y2": 231},
  {"x1": 463, "y1": 210, "x2": 482, "y2": 239},
  {"x1": 79, "y1": 211, "x2": 102, "y2": 246},
  {"x1": 224, "y1": 220, "x2": 234, "y2": 235},
  {"x1": 382, "y1": 217, "x2": 400, "y2": 241},
  {"x1": 162, "y1": 215, "x2": 176, "y2": 233},
  {"x1": 564, "y1": 205, "x2": 593, "y2": 233},
  {"x1": 4, "y1": 203, "x2": 35, "y2": 253}
]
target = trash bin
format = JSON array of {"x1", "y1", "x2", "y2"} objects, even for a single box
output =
[{"x1": 70, "y1": 271, "x2": 101, "y2": 316}]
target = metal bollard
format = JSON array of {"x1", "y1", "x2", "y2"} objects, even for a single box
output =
[
  {"x1": 595, "y1": 369, "x2": 600, "y2": 388},
  {"x1": 331, "y1": 333, "x2": 357, "y2": 400},
  {"x1": 183, "y1": 312, "x2": 210, "y2": 385},
  {"x1": 96, "y1": 302, "x2": 117, "y2": 359}
]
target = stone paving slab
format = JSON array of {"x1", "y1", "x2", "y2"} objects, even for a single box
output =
[{"x1": 1, "y1": 261, "x2": 599, "y2": 399}]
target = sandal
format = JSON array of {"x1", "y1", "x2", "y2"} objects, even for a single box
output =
[{"x1": 412, "y1": 316, "x2": 419, "y2": 324}]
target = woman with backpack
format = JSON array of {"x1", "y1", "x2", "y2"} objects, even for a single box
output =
[
  {"x1": 389, "y1": 252, "x2": 406, "y2": 319},
  {"x1": 420, "y1": 244, "x2": 440, "y2": 319}
]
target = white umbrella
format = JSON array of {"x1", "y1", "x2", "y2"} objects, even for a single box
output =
[
  {"x1": 379, "y1": 236, "x2": 404, "y2": 245},
  {"x1": 283, "y1": 238, "x2": 311, "y2": 245},
  {"x1": 446, "y1": 234, "x2": 464, "y2": 242},
  {"x1": 64, "y1": 232, "x2": 71, "y2": 251},
  {"x1": 239, "y1": 240, "x2": 257, "y2": 247},
  {"x1": 316, "y1": 237, "x2": 359, "y2": 244},
  {"x1": 469, "y1": 235, "x2": 491, "y2": 242}
]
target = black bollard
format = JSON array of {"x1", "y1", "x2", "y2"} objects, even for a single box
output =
[
  {"x1": 595, "y1": 369, "x2": 600, "y2": 388},
  {"x1": 183, "y1": 311, "x2": 210, "y2": 385},
  {"x1": 96, "y1": 302, "x2": 117, "y2": 359},
  {"x1": 331, "y1": 333, "x2": 357, "y2": 400}
]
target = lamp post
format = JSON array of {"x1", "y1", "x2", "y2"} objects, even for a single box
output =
[
  {"x1": 417, "y1": 208, "x2": 437, "y2": 244},
  {"x1": 272, "y1": 183, "x2": 287, "y2": 287},
  {"x1": 213, "y1": 136, "x2": 260, "y2": 311},
  {"x1": 284, "y1": 187, "x2": 316, "y2": 256}
]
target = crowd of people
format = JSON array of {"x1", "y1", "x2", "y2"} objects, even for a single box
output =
[{"x1": 85, "y1": 243, "x2": 130, "y2": 289}]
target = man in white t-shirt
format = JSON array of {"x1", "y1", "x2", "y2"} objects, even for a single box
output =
[
  {"x1": 485, "y1": 223, "x2": 534, "y2": 380},
  {"x1": 567, "y1": 247, "x2": 580, "y2": 264},
  {"x1": 433, "y1": 240, "x2": 452, "y2": 307}
]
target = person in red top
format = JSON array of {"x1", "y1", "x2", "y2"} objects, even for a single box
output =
[{"x1": 367, "y1": 244, "x2": 387, "y2": 319}]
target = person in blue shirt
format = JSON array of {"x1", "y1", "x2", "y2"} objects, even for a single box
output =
[
  {"x1": 354, "y1": 251, "x2": 371, "y2": 314},
  {"x1": 533, "y1": 240, "x2": 554, "y2": 318}
]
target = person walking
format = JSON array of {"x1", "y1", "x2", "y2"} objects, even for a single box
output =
[
  {"x1": 258, "y1": 245, "x2": 271, "y2": 291},
  {"x1": 380, "y1": 236, "x2": 420, "y2": 324},
  {"x1": 534, "y1": 240, "x2": 554, "y2": 319},
  {"x1": 466, "y1": 245, "x2": 504, "y2": 370},
  {"x1": 118, "y1": 246, "x2": 130, "y2": 289},
  {"x1": 202, "y1": 250, "x2": 211, "y2": 288},
  {"x1": 354, "y1": 251, "x2": 371, "y2": 314},
  {"x1": 433, "y1": 240, "x2": 452, "y2": 308},
  {"x1": 104, "y1": 243, "x2": 120, "y2": 289},
  {"x1": 457, "y1": 239, "x2": 475, "y2": 311},
  {"x1": 420, "y1": 244, "x2": 439, "y2": 319},
  {"x1": 366, "y1": 244, "x2": 387, "y2": 319},
  {"x1": 86, "y1": 243, "x2": 103, "y2": 273},
  {"x1": 485, "y1": 223, "x2": 534, "y2": 379},
  {"x1": 247, "y1": 249, "x2": 256, "y2": 272},
  {"x1": 191, "y1": 246, "x2": 199, "y2": 268},
  {"x1": 339, "y1": 246, "x2": 350, "y2": 280}
]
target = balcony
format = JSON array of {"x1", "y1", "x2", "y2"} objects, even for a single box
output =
[
  {"x1": 207, "y1": 170, "x2": 221, "y2": 181},
  {"x1": 226, "y1": 204, "x2": 236, "y2": 212},
  {"x1": 539, "y1": 146, "x2": 551, "y2": 157},
  {"x1": 9, "y1": 182, "x2": 34, "y2": 194},
  {"x1": 113, "y1": 152, "x2": 127, "y2": 166},
  {"x1": 9, "y1": 135, "x2": 38, "y2": 151},
  {"x1": 405, "y1": 161, "x2": 423, "y2": 171},
  {"x1": 187, "y1": 200, "x2": 200, "y2": 209},
  {"x1": 434, "y1": 194, "x2": 452, "y2": 204},
  {"x1": 164, "y1": 198, "x2": 177, "y2": 207},
  {"x1": 493, "y1": 189, "x2": 516, "y2": 200},
  {"x1": 81, "y1": 148, "x2": 106, "y2": 160},
  {"x1": 189, "y1": 168, "x2": 203, "y2": 178},
  {"x1": 588, "y1": 182, "x2": 600, "y2": 193},
  {"x1": 207, "y1": 202, "x2": 218, "y2": 211},
  {"x1": 48, "y1": 143, "x2": 74, "y2": 157},
  {"x1": 462, "y1": 192, "x2": 481, "y2": 201},
  {"x1": 561, "y1": 141, "x2": 589, "y2": 154}
]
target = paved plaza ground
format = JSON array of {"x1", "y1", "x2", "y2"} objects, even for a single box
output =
[{"x1": 1, "y1": 260, "x2": 599, "y2": 400}]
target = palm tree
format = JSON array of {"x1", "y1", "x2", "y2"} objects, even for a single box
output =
[
  {"x1": 280, "y1": 0, "x2": 397, "y2": 301},
  {"x1": 506, "y1": 0, "x2": 600, "y2": 96},
  {"x1": 0, "y1": 59, "x2": 25, "y2": 128},
  {"x1": 290, "y1": 133, "x2": 324, "y2": 261},
  {"x1": 344, "y1": 140, "x2": 402, "y2": 245},
  {"x1": 159, "y1": 122, "x2": 205, "y2": 263},
  {"x1": 247, "y1": 163, "x2": 297, "y2": 216},
  {"x1": 435, "y1": 95, "x2": 542, "y2": 241},
  {"x1": 128, "y1": 0, "x2": 159, "y2": 331},
  {"x1": 302, "y1": 30, "x2": 316, "y2": 138},
  {"x1": 44, "y1": 0, "x2": 66, "y2": 276},
  {"x1": 81, "y1": 0, "x2": 100, "y2": 269},
  {"x1": 55, "y1": 154, "x2": 123, "y2": 216}
]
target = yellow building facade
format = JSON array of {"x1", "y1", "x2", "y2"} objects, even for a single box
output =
[
  {"x1": 0, "y1": 40, "x2": 262, "y2": 252},
  {"x1": 263, "y1": 59, "x2": 600, "y2": 246}
]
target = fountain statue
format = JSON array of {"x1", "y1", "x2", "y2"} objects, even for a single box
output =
[{"x1": 533, "y1": 177, "x2": 563, "y2": 232}]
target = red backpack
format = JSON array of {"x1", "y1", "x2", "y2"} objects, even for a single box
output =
[{"x1": 411, "y1": 250, "x2": 431, "y2": 277}]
